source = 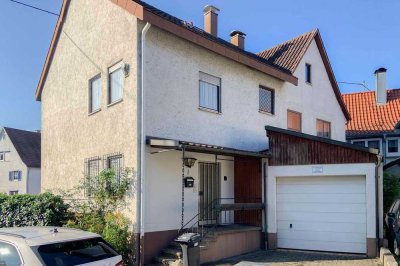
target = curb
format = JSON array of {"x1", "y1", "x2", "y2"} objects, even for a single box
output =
[{"x1": 380, "y1": 247, "x2": 397, "y2": 266}]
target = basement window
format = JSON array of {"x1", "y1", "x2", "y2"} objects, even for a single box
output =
[{"x1": 199, "y1": 72, "x2": 221, "y2": 113}]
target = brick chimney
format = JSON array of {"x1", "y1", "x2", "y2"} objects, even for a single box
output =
[
  {"x1": 203, "y1": 5, "x2": 219, "y2": 37},
  {"x1": 375, "y1": 68, "x2": 387, "y2": 105},
  {"x1": 230, "y1": 30, "x2": 246, "y2": 49}
]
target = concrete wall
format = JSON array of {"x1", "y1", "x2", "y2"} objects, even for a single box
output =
[
  {"x1": 144, "y1": 147, "x2": 234, "y2": 233},
  {"x1": 40, "y1": 0, "x2": 139, "y2": 221},
  {"x1": 144, "y1": 25, "x2": 347, "y2": 152},
  {"x1": 0, "y1": 129, "x2": 29, "y2": 194}
]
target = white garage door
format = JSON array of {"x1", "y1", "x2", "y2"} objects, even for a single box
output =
[{"x1": 276, "y1": 176, "x2": 366, "y2": 254}]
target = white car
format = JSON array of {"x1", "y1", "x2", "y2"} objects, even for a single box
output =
[{"x1": 0, "y1": 226, "x2": 123, "y2": 266}]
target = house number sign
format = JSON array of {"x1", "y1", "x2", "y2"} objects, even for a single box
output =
[{"x1": 312, "y1": 166, "x2": 323, "y2": 174}]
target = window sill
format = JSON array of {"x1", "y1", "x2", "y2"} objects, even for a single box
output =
[
  {"x1": 199, "y1": 107, "x2": 221, "y2": 115},
  {"x1": 107, "y1": 99, "x2": 123, "y2": 108},
  {"x1": 259, "y1": 110, "x2": 274, "y2": 116},
  {"x1": 88, "y1": 109, "x2": 101, "y2": 116}
]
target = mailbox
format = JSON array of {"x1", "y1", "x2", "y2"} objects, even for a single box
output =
[{"x1": 184, "y1": 177, "x2": 195, "y2": 188}]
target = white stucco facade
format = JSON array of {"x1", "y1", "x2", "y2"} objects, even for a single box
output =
[{"x1": 144, "y1": 25, "x2": 347, "y2": 152}]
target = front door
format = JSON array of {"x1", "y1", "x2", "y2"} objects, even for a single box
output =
[{"x1": 199, "y1": 162, "x2": 220, "y2": 225}]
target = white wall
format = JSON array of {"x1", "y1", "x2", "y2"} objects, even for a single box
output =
[
  {"x1": 267, "y1": 163, "x2": 377, "y2": 239},
  {"x1": 27, "y1": 168, "x2": 41, "y2": 194},
  {"x1": 144, "y1": 147, "x2": 234, "y2": 232},
  {"x1": 144, "y1": 25, "x2": 347, "y2": 153},
  {"x1": 0, "y1": 129, "x2": 28, "y2": 194}
]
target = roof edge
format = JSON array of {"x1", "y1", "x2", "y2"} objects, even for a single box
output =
[{"x1": 265, "y1": 126, "x2": 379, "y2": 155}]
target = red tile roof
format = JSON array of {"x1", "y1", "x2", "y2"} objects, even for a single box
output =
[
  {"x1": 257, "y1": 29, "x2": 318, "y2": 74},
  {"x1": 342, "y1": 89, "x2": 400, "y2": 135}
]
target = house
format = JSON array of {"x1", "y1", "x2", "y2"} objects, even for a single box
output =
[
  {"x1": 35, "y1": 0, "x2": 383, "y2": 264},
  {"x1": 342, "y1": 68, "x2": 400, "y2": 175},
  {"x1": 0, "y1": 127, "x2": 41, "y2": 195}
]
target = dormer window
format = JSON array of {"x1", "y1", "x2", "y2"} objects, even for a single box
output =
[{"x1": 305, "y1": 63, "x2": 312, "y2": 84}]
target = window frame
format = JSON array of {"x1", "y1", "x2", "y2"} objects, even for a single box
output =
[
  {"x1": 258, "y1": 85, "x2": 275, "y2": 115},
  {"x1": 9, "y1": 171, "x2": 22, "y2": 182},
  {"x1": 387, "y1": 137, "x2": 400, "y2": 156},
  {"x1": 106, "y1": 154, "x2": 124, "y2": 183},
  {"x1": 287, "y1": 109, "x2": 302, "y2": 132},
  {"x1": 351, "y1": 138, "x2": 382, "y2": 152},
  {"x1": 316, "y1": 119, "x2": 331, "y2": 139},
  {"x1": 0, "y1": 239, "x2": 23, "y2": 265},
  {"x1": 305, "y1": 63, "x2": 312, "y2": 84},
  {"x1": 198, "y1": 72, "x2": 222, "y2": 113},
  {"x1": 88, "y1": 74, "x2": 102, "y2": 114},
  {"x1": 108, "y1": 61, "x2": 125, "y2": 106}
]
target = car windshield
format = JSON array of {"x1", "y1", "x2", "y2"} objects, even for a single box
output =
[{"x1": 37, "y1": 237, "x2": 118, "y2": 266}]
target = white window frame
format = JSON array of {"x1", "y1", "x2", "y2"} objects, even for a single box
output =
[
  {"x1": 305, "y1": 63, "x2": 312, "y2": 84},
  {"x1": 387, "y1": 137, "x2": 400, "y2": 156},
  {"x1": 89, "y1": 74, "x2": 102, "y2": 114},
  {"x1": 9, "y1": 171, "x2": 22, "y2": 182},
  {"x1": 199, "y1": 72, "x2": 221, "y2": 113},
  {"x1": 351, "y1": 138, "x2": 382, "y2": 152},
  {"x1": 108, "y1": 61, "x2": 125, "y2": 105}
]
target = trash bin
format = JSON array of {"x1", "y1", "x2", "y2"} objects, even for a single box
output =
[{"x1": 175, "y1": 233, "x2": 201, "y2": 266}]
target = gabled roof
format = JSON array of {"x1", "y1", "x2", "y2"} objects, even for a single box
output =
[
  {"x1": 257, "y1": 29, "x2": 318, "y2": 74},
  {"x1": 342, "y1": 89, "x2": 400, "y2": 136},
  {"x1": 258, "y1": 29, "x2": 351, "y2": 121},
  {"x1": 35, "y1": 0, "x2": 297, "y2": 101},
  {"x1": 3, "y1": 127, "x2": 41, "y2": 168}
]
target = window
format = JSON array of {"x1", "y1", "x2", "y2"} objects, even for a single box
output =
[
  {"x1": 8, "y1": 171, "x2": 21, "y2": 181},
  {"x1": 37, "y1": 237, "x2": 118, "y2": 266},
  {"x1": 107, "y1": 154, "x2": 123, "y2": 183},
  {"x1": 353, "y1": 141, "x2": 365, "y2": 147},
  {"x1": 287, "y1": 110, "x2": 302, "y2": 132},
  {"x1": 84, "y1": 157, "x2": 101, "y2": 197},
  {"x1": 9, "y1": 191, "x2": 18, "y2": 195},
  {"x1": 259, "y1": 86, "x2": 274, "y2": 114},
  {"x1": 0, "y1": 241, "x2": 22, "y2": 265},
  {"x1": 305, "y1": 63, "x2": 312, "y2": 84},
  {"x1": 388, "y1": 139, "x2": 399, "y2": 154},
  {"x1": 316, "y1": 119, "x2": 331, "y2": 138},
  {"x1": 0, "y1": 152, "x2": 4, "y2": 161},
  {"x1": 108, "y1": 62, "x2": 124, "y2": 104},
  {"x1": 199, "y1": 72, "x2": 221, "y2": 112},
  {"x1": 89, "y1": 75, "x2": 101, "y2": 113},
  {"x1": 367, "y1": 140, "x2": 380, "y2": 150}
]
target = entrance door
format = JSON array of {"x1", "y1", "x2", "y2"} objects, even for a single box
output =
[{"x1": 199, "y1": 162, "x2": 220, "y2": 225}]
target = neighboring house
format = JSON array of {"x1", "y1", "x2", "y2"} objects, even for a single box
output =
[
  {"x1": 342, "y1": 68, "x2": 400, "y2": 174},
  {"x1": 35, "y1": 0, "x2": 383, "y2": 264},
  {"x1": 0, "y1": 127, "x2": 41, "y2": 195}
]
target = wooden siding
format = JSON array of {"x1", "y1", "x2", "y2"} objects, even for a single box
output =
[
  {"x1": 268, "y1": 130, "x2": 377, "y2": 166},
  {"x1": 234, "y1": 157, "x2": 262, "y2": 226}
]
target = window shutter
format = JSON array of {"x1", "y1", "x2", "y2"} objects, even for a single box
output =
[{"x1": 9, "y1": 172, "x2": 12, "y2": 181}]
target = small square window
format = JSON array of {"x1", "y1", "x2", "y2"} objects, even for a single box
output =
[
  {"x1": 108, "y1": 63, "x2": 124, "y2": 104},
  {"x1": 199, "y1": 72, "x2": 221, "y2": 112},
  {"x1": 316, "y1": 119, "x2": 331, "y2": 138},
  {"x1": 259, "y1": 86, "x2": 274, "y2": 114},
  {"x1": 89, "y1": 75, "x2": 101, "y2": 113},
  {"x1": 8, "y1": 171, "x2": 21, "y2": 181},
  {"x1": 287, "y1": 110, "x2": 302, "y2": 132},
  {"x1": 305, "y1": 63, "x2": 312, "y2": 84},
  {"x1": 388, "y1": 139, "x2": 399, "y2": 153}
]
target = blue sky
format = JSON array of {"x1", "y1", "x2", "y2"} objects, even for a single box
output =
[{"x1": 1, "y1": 0, "x2": 399, "y2": 130}]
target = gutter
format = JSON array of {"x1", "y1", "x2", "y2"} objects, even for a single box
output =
[{"x1": 136, "y1": 22, "x2": 151, "y2": 266}]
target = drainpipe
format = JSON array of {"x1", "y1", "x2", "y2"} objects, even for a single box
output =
[
  {"x1": 137, "y1": 22, "x2": 151, "y2": 266},
  {"x1": 375, "y1": 154, "x2": 383, "y2": 255},
  {"x1": 263, "y1": 160, "x2": 268, "y2": 249}
]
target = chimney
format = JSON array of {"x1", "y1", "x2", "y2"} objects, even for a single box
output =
[
  {"x1": 203, "y1": 5, "x2": 219, "y2": 37},
  {"x1": 375, "y1": 68, "x2": 387, "y2": 105},
  {"x1": 230, "y1": 30, "x2": 246, "y2": 49}
]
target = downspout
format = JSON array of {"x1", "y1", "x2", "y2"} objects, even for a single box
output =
[
  {"x1": 263, "y1": 160, "x2": 268, "y2": 249},
  {"x1": 137, "y1": 22, "x2": 151, "y2": 266},
  {"x1": 375, "y1": 153, "x2": 383, "y2": 254}
]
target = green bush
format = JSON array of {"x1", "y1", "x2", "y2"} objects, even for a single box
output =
[
  {"x1": 384, "y1": 172, "x2": 400, "y2": 213},
  {"x1": 0, "y1": 192, "x2": 70, "y2": 227}
]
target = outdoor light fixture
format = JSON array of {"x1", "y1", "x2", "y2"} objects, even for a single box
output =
[{"x1": 183, "y1": 157, "x2": 197, "y2": 168}]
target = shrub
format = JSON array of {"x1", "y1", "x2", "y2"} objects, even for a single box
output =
[
  {"x1": 0, "y1": 192, "x2": 70, "y2": 228},
  {"x1": 384, "y1": 172, "x2": 400, "y2": 213}
]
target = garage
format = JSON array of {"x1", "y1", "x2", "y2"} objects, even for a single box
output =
[{"x1": 276, "y1": 176, "x2": 366, "y2": 253}]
